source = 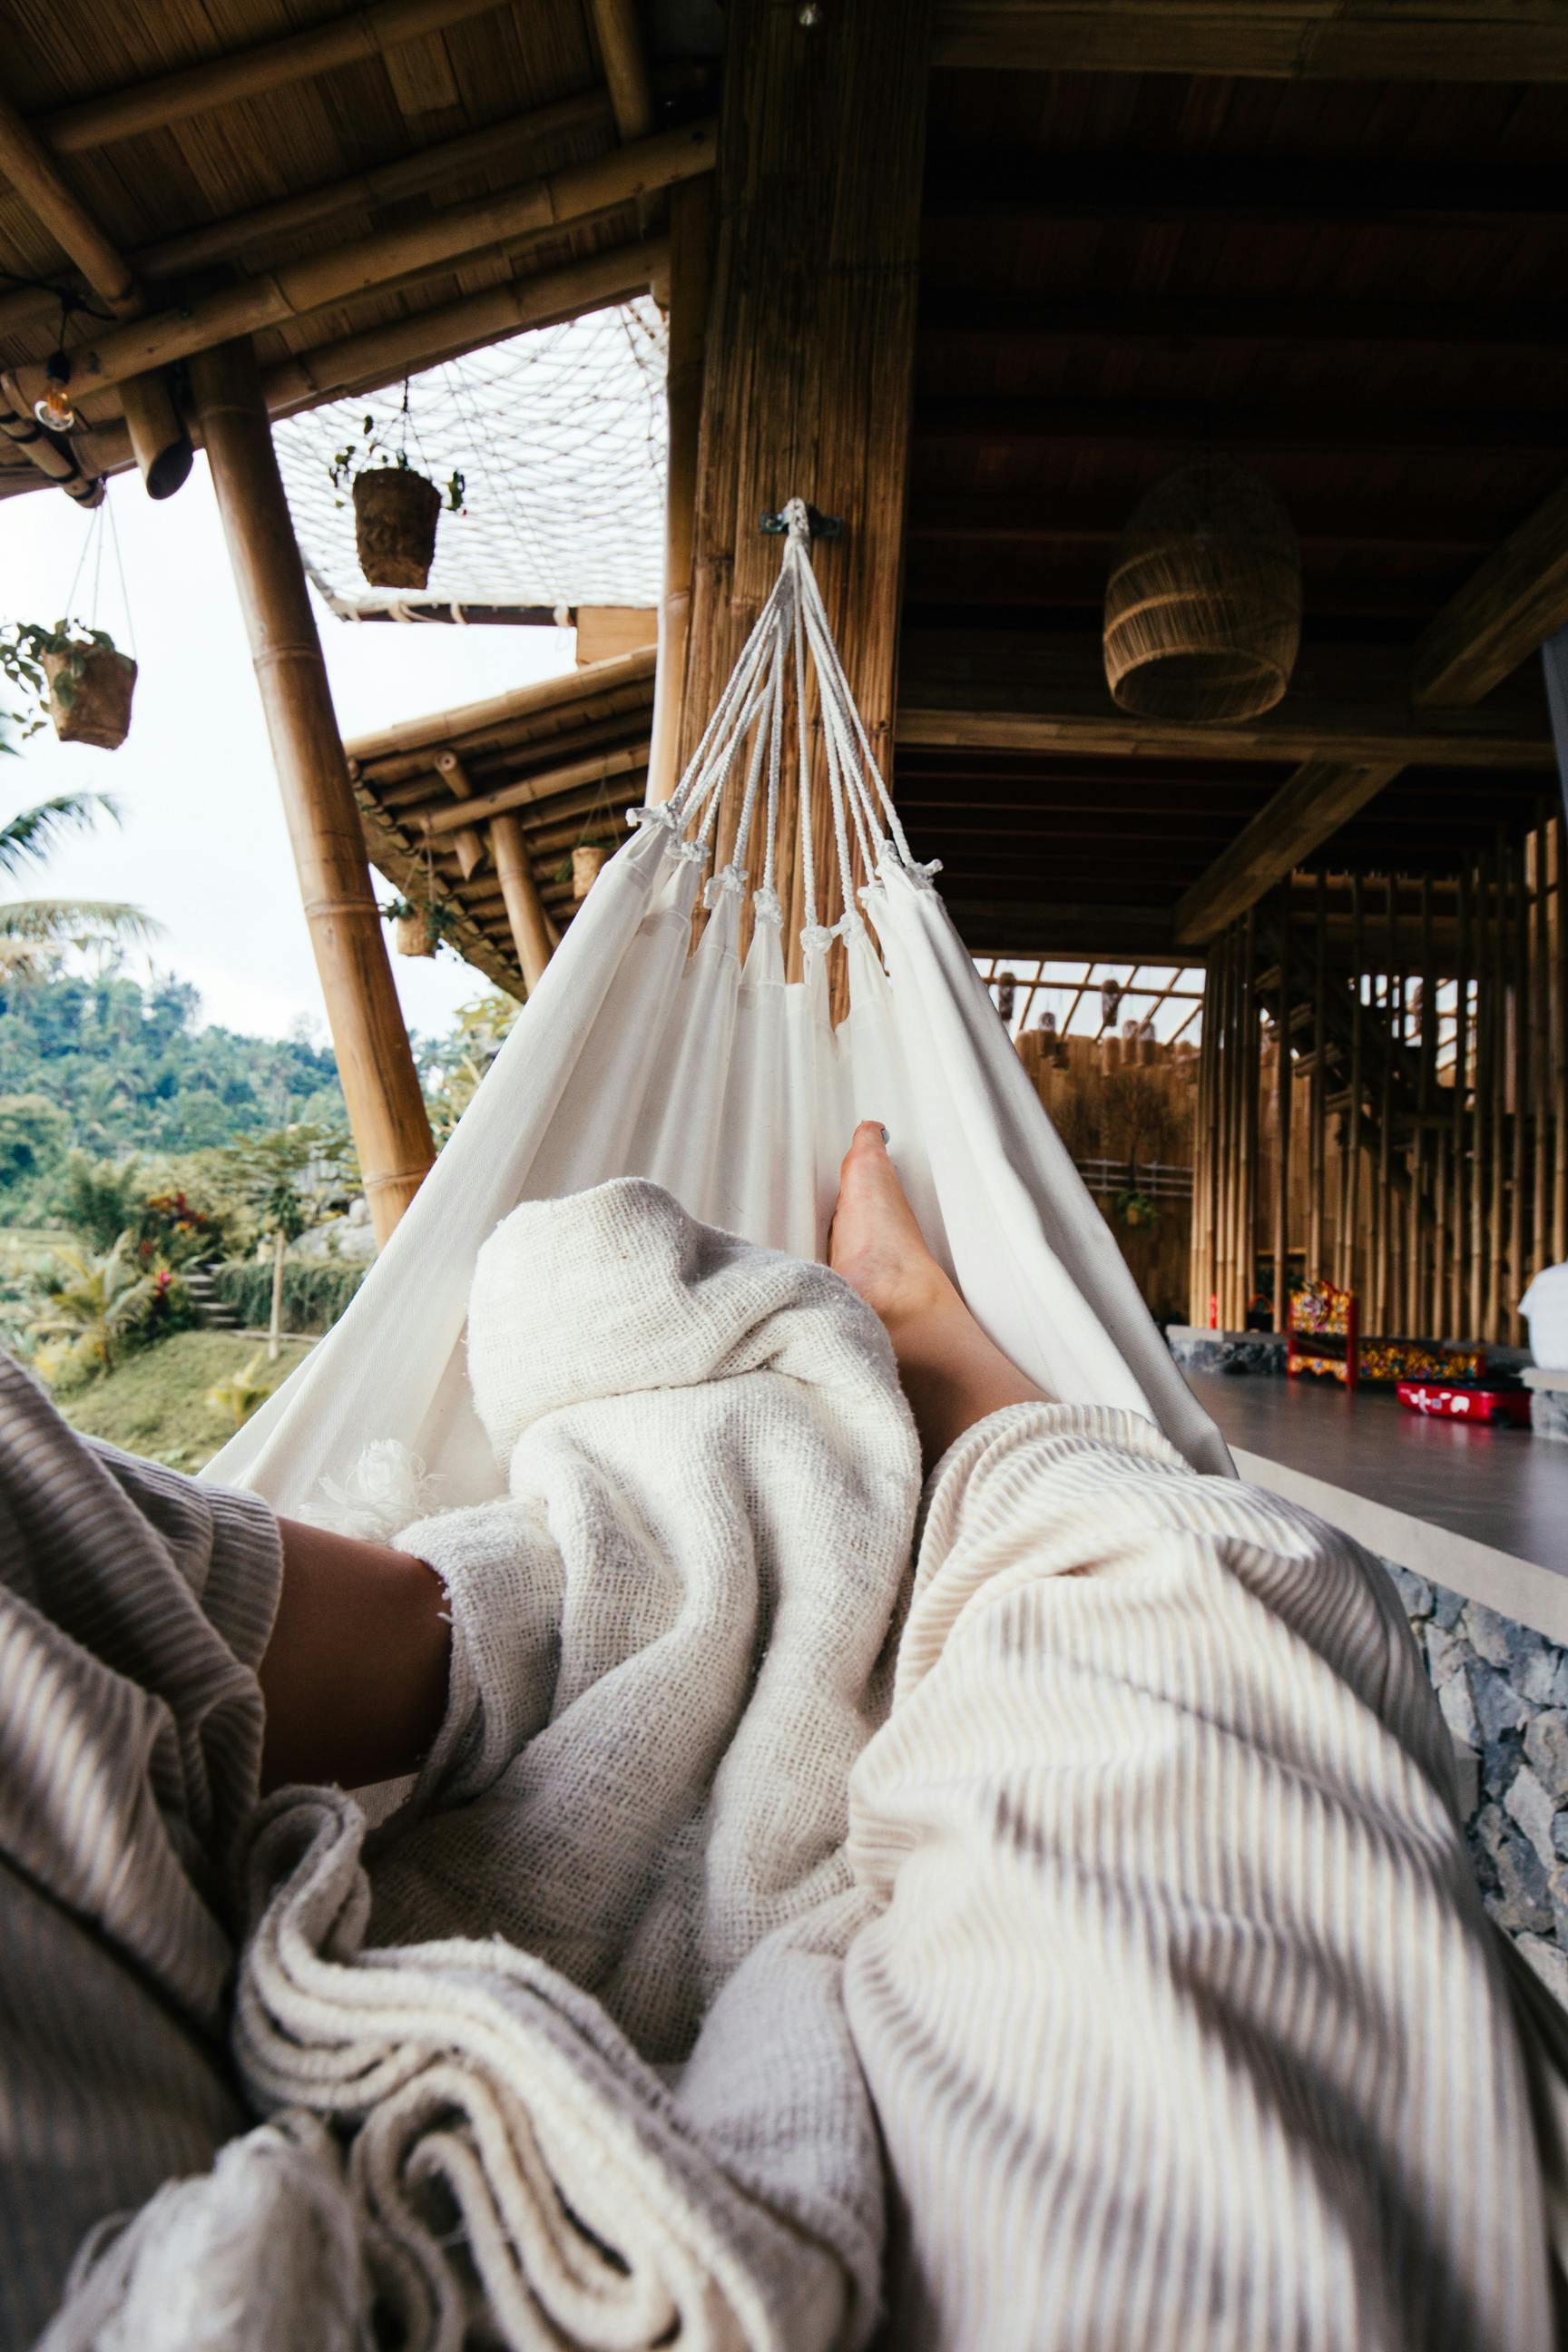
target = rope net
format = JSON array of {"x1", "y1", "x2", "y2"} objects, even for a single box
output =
[{"x1": 273, "y1": 299, "x2": 668, "y2": 620}]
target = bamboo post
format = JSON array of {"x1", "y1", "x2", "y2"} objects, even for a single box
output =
[
  {"x1": 490, "y1": 816, "x2": 557, "y2": 993},
  {"x1": 1214, "y1": 932, "x2": 1232, "y2": 1324},
  {"x1": 191, "y1": 338, "x2": 434, "y2": 1246},
  {"x1": 646, "y1": 178, "x2": 712, "y2": 807},
  {"x1": 1273, "y1": 900, "x2": 1291, "y2": 1328},
  {"x1": 680, "y1": 0, "x2": 932, "y2": 996},
  {"x1": 1534, "y1": 812, "x2": 1552, "y2": 1288},
  {"x1": 1416, "y1": 874, "x2": 1435, "y2": 1334},
  {"x1": 1344, "y1": 875, "x2": 1365, "y2": 1295},
  {"x1": 1195, "y1": 946, "x2": 1220, "y2": 1324},
  {"x1": 1240, "y1": 909, "x2": 1259, "y2": 1323},
  {"x1": 433, "y1": 749, "x2": 488, "y2": 879},
  {"x1": 1469, "y1": 856, "x2": 1491, "y2": 1338},
  {"x1": 1511, "y1": 833, "x2": 1530, "y2": 1338},
  {"x1": 1308, "y1": 872, "x2": 1328, "y2": 1279},
  {"x1": 1554, "y1": 812, "x2": 1568, "y2": 1264},
  {"x1": 1374, "y1": 884, "x2": 1394, "y2": 1333},
  {"x1": 1488, "y1": 839, "x2": 1509, "y2": 1341},
  {"x1": 588, "y1": 0, "x2": 655, "y2": 138},
  {"x1": 1453, "y1": 866, "x2": 1471, "y2": 1335}
]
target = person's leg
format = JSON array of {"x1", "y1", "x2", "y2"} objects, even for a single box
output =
[
  {"x1": 828, "y1": 1134, "x2": 1558, "y2": 2350},
  {"x1": 828, "y1": 1121, "x2": 1048, "y2": 1466}
]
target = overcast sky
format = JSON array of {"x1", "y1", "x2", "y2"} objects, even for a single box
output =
[{"x1": 2, "y1": 457, "x2": 576, "y2": 1044}]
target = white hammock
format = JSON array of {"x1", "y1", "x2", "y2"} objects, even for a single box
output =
[{"x1": 210, "y1": 501, "x2": 1228, "y2": 1510}]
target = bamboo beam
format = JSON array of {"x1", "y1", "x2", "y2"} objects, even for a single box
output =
[
  {"x1": 421, "y1": 745, "x2": 647, "y2": 833},
  {"x1": 490, "y1": 815, "x2": 557, "y2": 991},
  {"x1": 1272, "y1": 906, "x2": 1291, "y2": 1330},
  {"x1": 0, "y1": 92, "x2": 191, "y2": 497},
  {"x1": 1412, "y1": 476, "x2": 1568, "y2": 708},
  {"x1": 1555, "y1": 814, "x2": 1568, "y2": 1266},
  {"x1": 681, "y1": 0, "x2": 931, "y2": 992},
  {"x1": 0, "y1": 380, "x2": 102, "y2": 505},
  {"x1": 588, "y1": 0, "x2": 655, "y2": 140},
  {"x1": 1534, "y1": 817, "x2": 1552, "y2": 1290},
  {"x1": 191, "y1": 338, "x2": 433, "y2": 1245},
  {"x1": 646, "y1": 179, "x2": 712, "y2": 807},
  {"x1": 897, "y1": 678, "x2": 1551, "y2": 772},
  {"x1": 1308, "y1": 874, "x2": 1327, "y2": 1280},
  {"x1": 931, "y1": 2, "x2": 1568, "y2": 81},
  {"x1": 433, "y1": 750, "x2": 487, "y2": 880},
  {"x1": 1175, "y1": 764, "x2": 1402, "y2": 948},
  {"x1": 39, "y1": 0, "x2": 505, "y2": 153},
  {"x1": 262, "y1": 238, "x2": 668, "y2": 417},
  {"x1": 1452, "y1": 868, "x2": 1470, "y2": 1335},
  {"x1": 9, "y1": 123, "x2": 716, "y2": 407},
  {"x1": 0, "y1": 90, "x2": 137, "y2": 309},
  {"x1": 346, "y1": 648, "x2": 656, "y2": 768}
]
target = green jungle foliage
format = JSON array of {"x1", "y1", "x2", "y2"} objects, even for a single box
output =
[
  {"x1": 59, "y1": 1328, "x2": 315, "y2": 1473},
  {"x1": 0, "y1": 967, "x2": 347, "y2": 1209}
]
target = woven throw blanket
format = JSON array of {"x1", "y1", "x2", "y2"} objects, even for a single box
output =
[{"x1": 174, "y1": 1181, "x2": 916, "y2": 2352}]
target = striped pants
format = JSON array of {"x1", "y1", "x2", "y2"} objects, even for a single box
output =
[{"x1": 0, "y1": 1358, "x2": 1561, "y2": 2347}]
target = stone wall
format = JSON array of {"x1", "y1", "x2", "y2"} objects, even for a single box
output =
[{"x1": 1383, "y1": 1561, "x2": 1568, "y2": 2009}]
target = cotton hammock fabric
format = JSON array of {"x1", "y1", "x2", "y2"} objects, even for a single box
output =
[{"x1": 206, "y1": 503, "x2": 1226, "y2": 1522}]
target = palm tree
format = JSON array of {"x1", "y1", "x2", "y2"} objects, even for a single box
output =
[
  {"x1": 28, "y1": 1230, "x2": 169, "y2": 1377},
  {"x1": 0, "y1": 789, "x2": 159, "y2": 981}
]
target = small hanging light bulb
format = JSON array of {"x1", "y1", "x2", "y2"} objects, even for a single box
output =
[{"x1": 33, "y1": 352, "x2": 76, "y2": 433}]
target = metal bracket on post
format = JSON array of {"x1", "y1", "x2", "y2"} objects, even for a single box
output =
[{"x1": 760, "y1": 503, "x2": 842, "y2": 540}]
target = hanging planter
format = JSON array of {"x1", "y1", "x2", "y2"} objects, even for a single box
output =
[
  {"x1": 1102, "y1": 458, "x2": 1301, "y2": 721},
  {"x1": 44, "y1": 635, "x2": 138, "y2": 749},
  {"x1": 352, "y1": 466, "x2": 443, "y2": 591},
  {"x1": 382, "y1": 896, "x2": 455, "y2": 958},
  {"x1": 572, "y1": 844, "x2": 607, "y2": 901},
  {"x1": 330, "y1": 394, "x2": 467, "y2": 593},
  {"x1": 1, "y1": 621, "x2": 137, "y2": 749}
]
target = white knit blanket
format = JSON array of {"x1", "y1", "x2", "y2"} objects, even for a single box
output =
[{"x1": 228, "y1": 1181, "x2": 918, "y2": 2351}]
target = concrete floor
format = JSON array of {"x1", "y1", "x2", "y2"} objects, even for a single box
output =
[{"x1": 1186, "y1": 1369, "x2": 1568, "y2": 1582}]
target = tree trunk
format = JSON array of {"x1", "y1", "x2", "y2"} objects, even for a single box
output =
[{"x1": 270, "y1": 1225, "x2": 286, "y2": 1363}]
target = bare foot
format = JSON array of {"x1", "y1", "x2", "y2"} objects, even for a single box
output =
[
  {"x1": 828, "y1": 1121, "x2": 1051, "y2": 1466},
  {"x1": 828, "y1": 1121, "x2": 952, "y2": 1337}
]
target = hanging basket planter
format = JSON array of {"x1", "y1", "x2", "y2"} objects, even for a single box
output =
[
  {"x1": 1102, "y1": 459, "x2": 1302, "y2": 722},
  {"x1": 572, "y1": 845, "x2": 607, "y2": 901},
  {"x1": 383, "y1": 896, "x2": 452, "y2": 957},
  {"x1": 44, "y1": 642, "x2": 138, "y2": 749},
  {"x1": 353, "y1": 466, "x2": 442, "y2": 590}
]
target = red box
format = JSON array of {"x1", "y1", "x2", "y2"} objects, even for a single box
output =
[{"x1": 1396, "y1": 1380, "x2": 1532, "y2": 1428}]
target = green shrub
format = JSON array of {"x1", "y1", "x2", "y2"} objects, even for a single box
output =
[{"x1": 211, "y1": 1257, "x2": 366, "y2": 1335}]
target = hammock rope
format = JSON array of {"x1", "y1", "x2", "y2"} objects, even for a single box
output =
[{"x1": 207, "y1": 497, "x2": 1231, "y2": 1516}]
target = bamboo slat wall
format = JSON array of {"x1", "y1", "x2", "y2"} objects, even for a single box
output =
[{"x1": 1191, "y1": 808, "x2": 1568, "y2": 1343}]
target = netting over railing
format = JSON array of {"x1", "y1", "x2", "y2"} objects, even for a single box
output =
[{"x1": 274, "y1": 299, "x2": 668, "y2": 618}]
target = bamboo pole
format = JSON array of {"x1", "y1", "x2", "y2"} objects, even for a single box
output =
[
  {"x1": 1374, "y1": 883, "x2": 1394, "y2": 1331},
  {"x1": 490, "y1": 816, "x2": 557, "y2": 992},
  {"x1": 433, "y1": 750, "x2": 488, "y2": 880},
  {"x1": 422, "y1": 744, "x2": 648, "y2": 833},
  {"x1": 14, "y1": 122, "x2": 716, "y2": 407},
  {"x1": 1344, "y1": 874, "x2": 1364, "y2": 1294},
  {"x1": 646, "y1": 179, "x2": 712, "y2": 807},
  {"x1": 1241, "y1": 910, "x2": 1259, "y2": 1323},
  {"x1": 1416, "y1": 874, "x2": 1435, "y2": 1334},
  {"x1": 1452, "y1": 865, "x2": 1471, "y2": 1335},
  {"x1": 1217, "y1": 928, "x2": 1236, "y2": 1324},
  {"x1": 346, "y1": 648, "x2": 656, "y2": 766},
  {"x1": 191, "y1": 338, "x2": 434, "y2": 1245},
  {"x1": 1534, "y1": 813, "x2": 1552, "y2": 1289},
  {"x1": 588, "y1": 0, "x2": 656, "y2": 138},
  {"x1": 1469, "y1": 857, "x2": 1490, "y2": 1339},
  {"x1": 1308, "y1": 871, "x2": 1328, "y2": 1279},
  {"x1": 1273, "y1": 902, "x2": 1291, "y2": 1328},
  {"x1": 1554, "y1": 812, "x2": 1568, "y2": 1264},
  {"x1": 1488, "y1": 840, "x2": 1509, "y2": 1340},
  {"x1": 0, "y1": 381, "x2": 103, "y2": 505},
  {"x1": 41, "y1": 0, "x2": 505, "y2": 153},
  {"x1": 0, "y1": 92, "x2": 190, "y2": 498},
  {"x1": 1511, "y1": 833, "x2": 1530, "y2": 1338}
]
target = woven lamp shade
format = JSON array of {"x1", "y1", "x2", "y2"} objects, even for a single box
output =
[{"x1": 1103, "y1": 459, "x2": 1302, "y2": 721}]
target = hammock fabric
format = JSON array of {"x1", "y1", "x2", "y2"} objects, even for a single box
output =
[{"x1": 209, "y1": 500, "x2": 1228, "y2": 1512}]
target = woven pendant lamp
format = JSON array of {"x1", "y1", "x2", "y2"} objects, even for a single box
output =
[{"x1": 1103, "y1": 459, "x2": 1301, "y2": 721}]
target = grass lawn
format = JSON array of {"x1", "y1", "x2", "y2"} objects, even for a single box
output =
[{"x1": 54, "y1": 1329, "x2": 316, "y2": 1474}]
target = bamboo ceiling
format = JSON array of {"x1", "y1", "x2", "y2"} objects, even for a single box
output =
[
  {"x1": 346, "y1": 643, "x2": 654, "y2": 995},
  {"x1": 0, "y1": 0, "x2": 713, "y2": 491}
]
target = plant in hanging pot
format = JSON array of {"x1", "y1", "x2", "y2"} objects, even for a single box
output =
[
  {"x1": 0, "y1": 619, "x2": 137, "y2": 750},
  {"x1": 330, "y1": 411, "x2": 466, "y2": 592},
  {"x1": 380, "y1": 894, "x2": 457, "y2": 958},
  {"x1": 554, "y1": 836, "x2": 617, "y2": 903}
]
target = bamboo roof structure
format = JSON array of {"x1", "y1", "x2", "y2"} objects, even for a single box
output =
[{"x1": 345, "y1": 645, "x2": 654, "y2": 995}]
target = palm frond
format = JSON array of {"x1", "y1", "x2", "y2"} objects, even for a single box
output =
[
  {"x1": 0, "y1": 793, "x2": 122, "y2": 879},
  {"x1": 0, "y1": 897, "x2": 161, "y2": 943}
]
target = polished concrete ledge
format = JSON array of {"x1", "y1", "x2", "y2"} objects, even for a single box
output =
[{"x1": 1187, "y1": 1368, "x2": 1568, "y2": 1644}]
